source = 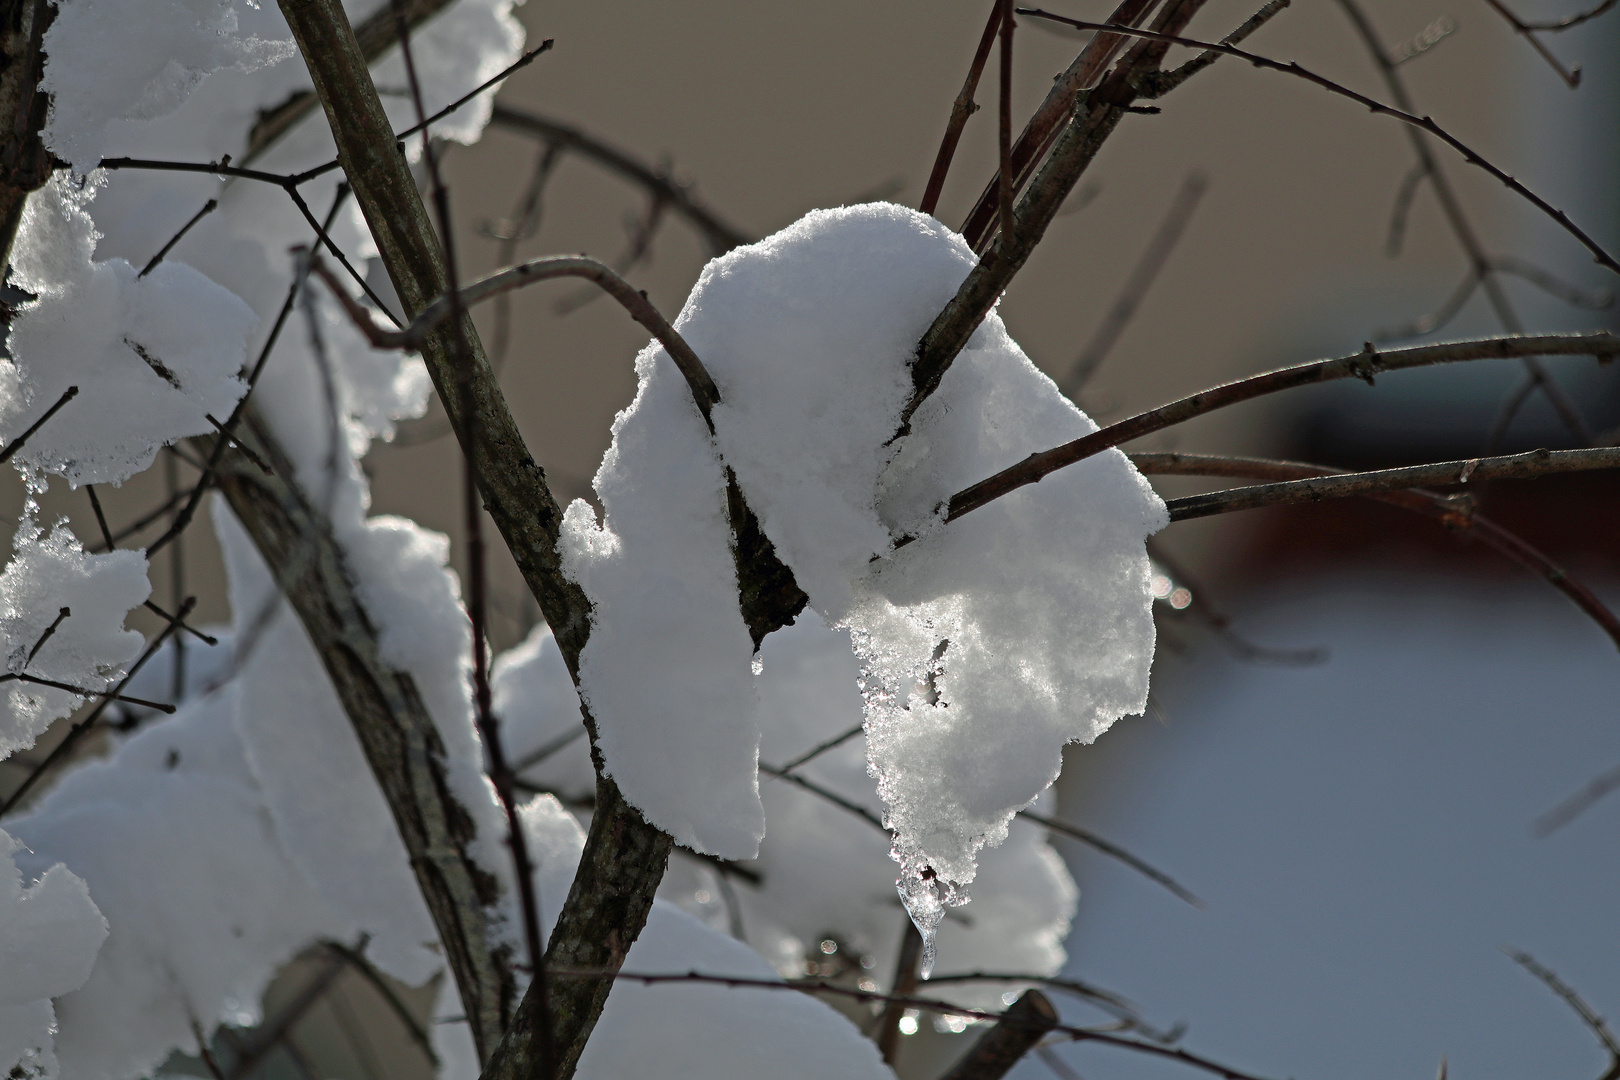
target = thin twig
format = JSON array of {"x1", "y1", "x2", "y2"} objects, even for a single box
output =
[
  {"x1": 1535, "y1": 761, "x2": 1620, "y2": 835},
  {"x1": 1479, "y1": 0, "x2": 1582, "y2": 86},
  {"x1": 1130, "y1": 450, "x2": 1620, "y2": 651},
  {"x1": 1022, "y1": 809, "x2": 1204, "y2": 908},
  {"x1": 776, "y1": 723, "x2": 864, "y2": 773},
  {"x1": 1158, "y1": 446, "x2": 1620, "y2": 521},
  {"x1": 22, "y1": 607, "x2": 69, "y2": 665},
  {"x1": 1333, "y1": 0, "x2": 1593, "y2": 446},
  {"x1": 1504, "y1": 948, "x2": 1620, "y2": 1080},
  {"x1": 0, "y1": 597, "x2": 195, "y2": 816},
  {"x1": 1061, "y1": 170, "x2": 1207, "y2": 395},
  {"x1": 1520, "y1": 0, "x2": 1618, "y2": 30},
  {"x1": 1016, "y1": 9, "x2": 1620, "y2": 275},
  {"x1": 138, "y1": 199, "x2": 218, "y2": 278},
  {"x1": 942, "y1": 332, "x2": 1620, "y2": 524},
  {"x1": 548, "y1": 968, "x2": 1282, "y2": 1080},
  {"x1": 489, "y1": 105, "x2": 752, "y2": 255},
  {"x1": 321, "y1": 938, "x2": 441, "y2": 1067},
  {"x1": 0, "y1": 385, "x2": 77, "y2": 464},
  {"x1": 919, "y1": 2, "x2": 1004, "y2": 217},
  {"x1": 309, "y1": 252, "x2": 721, "y2": 423}
]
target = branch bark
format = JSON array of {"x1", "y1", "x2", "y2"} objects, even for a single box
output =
[
  {"x1": 203, "y1": 414, "x2": 516, "y2": 1058},
  {"x1": 900, "y1": 0, "x2": 1219, "y2": 435},
  {"x1": 0, "y1": 0, "x2": 55, "y2": 262},
  {"x1": 945, "y1": 332, "x2": 1620, "y2": 523},
  {"x1": 936, "y1": 989, "x2": 1059, "y2": 1080}
]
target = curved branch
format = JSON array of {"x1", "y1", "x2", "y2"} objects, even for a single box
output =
[
  {"x1": 489, "y1": 105, "x2": 752, "y2": 255},
  {"x1": 944, "y1": 332, "x2": 1620, "y2": 523},
  {"x1": 1016, "y1": 9, "x2": 1620, "y2": 276},
  {"x1": 311, "y1": 253, "x2": 720, "y2": 422}
]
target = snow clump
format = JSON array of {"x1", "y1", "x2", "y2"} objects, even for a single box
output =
[{"x1": 565, "y1": 202, "x2": 1164, "y2": 970}]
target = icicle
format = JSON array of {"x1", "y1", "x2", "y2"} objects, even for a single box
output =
[{"x1": 896, "y1": 862, "x2": 963, "y2": 980}]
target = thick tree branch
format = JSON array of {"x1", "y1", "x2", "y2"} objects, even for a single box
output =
[
  {"x1": 0, "y1": 0, "x2": 54, "y2": 262},
  {"x1": 274, "y1": 2, "x2": 673, "y2": 1072},
  {"x1": 206, "y1": 414, "x2": 516, "y2": 1058}
]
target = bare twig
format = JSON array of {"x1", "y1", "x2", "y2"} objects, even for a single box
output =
[
  {"x1": 1022, "y1": 809, "x2": 1204, "y2": 908},
  {"x1": 22, "y1": 607, "x2": 69, "y2": 666},
  {"x1": 138, "y1": 199, "x2": 219, "y2": 278},
  {"x1": 1479, "y1": 0, "x2": 1582, "y2": 86},
  {"x1": 321, "y1": 938, "x2": 441, "y2": 1067},
  {"x1": 1158, "y1": 446, "x2": 1620, "y2": 521},
  {"x1": 1535, "y1": 760, "x2": 1620, "y2": 835},
  {"x1": 1505, "y1": 949, "x2": 1620, "y2": 1080},
  {"x1": 0, "y1": 597, "x2": 195, "y2": 816},
  {"x1": 490, "y1": 105, "x2": 752, "y2": 256},
  {"x1": 1061, "y1": 170, "x2": 1207, "y2": 394},
  {"x1": 775, "y1": 723, "x2": 864, "y2": 773},
  {"x1": 308, "y1": 253, "x2": 721, "y2": 424},
  {"x1": 1334, "y1": 0, "x2": 1593, "y2": 447},
  {"x1": 0, "y1": 385, "x2": 77, "y2": 465},
  {"x1": 903, "y1": 0, "x2": 1280, "y2": 437},
  {"x1": 1130, "y1": 450, "x2": 1620, "y2": 651},
  {"x1": 1018, "y1": 9, "x2": 1620, "y2": 276},
  {"x1": 943, "y1": 332, "x2": 1620, "y2": 524},
  {"x1": 549, "y1": 968, "x2": 1283, "y2": 1080},
  {"x1": 920, "y1": 2, "x2": 1004, "y2": 217},
  {"x1": 1520, "y1": 0, "x2": 1618, "y2": 30},
  {"x1": 995, "y1": 0, "x2": 1016, "y2": 253}
]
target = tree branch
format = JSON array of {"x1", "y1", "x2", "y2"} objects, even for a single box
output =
[
  {"x1": 1158, "y1": 446, "x2": 1620, "y2": 521},
  {"x1": 944, "y1": 332, "x2": 1620, "y2": 523},
  {"x1": 1130, "y1": 450, "x2": 1620, "y2": 651},
  {"x1": 937, "y1": 989, "x2": 1059, "y2": 1080},
  {"x1": 488, "y1": 105, "x2": 752, "y2": 256},
  {"x1": 207, "y1": 413, "x2": 517, "y2": 1058}
]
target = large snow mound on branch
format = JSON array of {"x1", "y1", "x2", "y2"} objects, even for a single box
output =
[{"x1": 566, "y1": 202, "x2": 1163, "y2": 960}]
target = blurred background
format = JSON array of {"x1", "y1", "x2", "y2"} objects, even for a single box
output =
[{"x1": 7, "y1": 0, "x2": 1620, "y2": 1078}]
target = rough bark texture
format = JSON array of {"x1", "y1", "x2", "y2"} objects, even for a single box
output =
[
  {"x1": 204, "y1": 415, "x2": 517, "y2": 1060},
  {"x1": 0, "y1": 0, "x2": 54, "y2": 262},
  {"x1": 274, "y1": 1, "x2": 678, "y2": 1073},
  {"x1": 936, "y1": 990, "x2": 1059, "y2": 1080}
]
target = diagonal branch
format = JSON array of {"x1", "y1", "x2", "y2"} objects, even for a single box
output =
[
  {"x1": 207, "y1": 412, "x2": 518, "y2": 1057},
  {"x1": 944, "y1": 332, "x2": 1620, "y2": 523}
]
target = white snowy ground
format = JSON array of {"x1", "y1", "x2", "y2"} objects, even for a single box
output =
[{"x1": 1028, "y1": 569, "x2": 1620, "y2": 1080}]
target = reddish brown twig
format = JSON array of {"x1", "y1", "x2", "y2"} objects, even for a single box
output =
[
  {"x1": 944, "y1": 332, "x2": 1620, "y2": 523},
  {"x1": 959, "y1": 0, "x2": 1159, "y2": 252},
  {"x1": 309, "y1": 252, "x2": 721, "y2": 424},
  {"x1": 919, "y1": 2, "x2": 1003, "y2": 217},
  {"x1": 1015, "y1": 9, "x2": 1620, "y2": 276},
  {"x1": 1129, "y1": 451, "x2": 1620, "y2": 652}
]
